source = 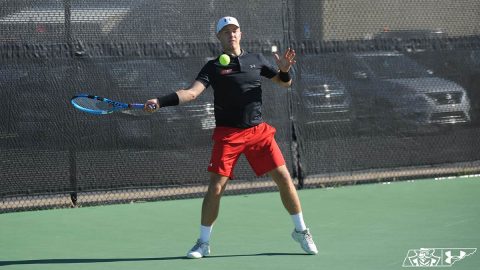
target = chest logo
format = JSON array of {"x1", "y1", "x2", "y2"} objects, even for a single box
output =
[{"x1": 220, "y1": 69, "x2": 233, "y2": 75}]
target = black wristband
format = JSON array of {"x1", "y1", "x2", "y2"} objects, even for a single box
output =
[
  {"x1": 157, "y1": 92, "x2": 179, "y2": 107},
  {"x1": 278, "y1": 71, "x2": 291, "y2": 82}
]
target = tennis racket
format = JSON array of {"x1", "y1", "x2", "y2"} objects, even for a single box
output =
[{"x1": 70, "y1": 94, "x2": 152, "y2": 115}]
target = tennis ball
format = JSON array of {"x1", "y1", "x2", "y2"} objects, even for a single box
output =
[{"x1": 219, "y1": 54, "x2": 230, "y2": 66}]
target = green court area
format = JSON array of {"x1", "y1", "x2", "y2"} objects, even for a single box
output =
[{"x1": 0, "y1": 177, "x2": 479, "y2": 270}]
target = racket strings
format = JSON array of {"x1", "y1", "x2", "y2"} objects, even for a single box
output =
[{"x1": 73, "y1": 97, "x2": 114, "y2": 111}]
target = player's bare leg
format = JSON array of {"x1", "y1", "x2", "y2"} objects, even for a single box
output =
[
  {"x1": 201, "y1": 173, "x2": 229, "y2": 226},
  {"x1": 187, "y1": 172, "x2": 228, "y2": 258},
  {"x1": 268, "y1": 165, "x2": 302, "y2": 214},
  {"x1": 269, "y1": 165, "x2": 318, "y2": 255}
]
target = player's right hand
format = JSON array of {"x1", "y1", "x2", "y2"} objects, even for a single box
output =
[{"x1": 144, "y1": 98, "x2": 159, "y2": 113}]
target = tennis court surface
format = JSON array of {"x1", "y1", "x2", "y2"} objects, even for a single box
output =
[{"x1": 1, "y1": 177, "x2": 478, "y2": 270}]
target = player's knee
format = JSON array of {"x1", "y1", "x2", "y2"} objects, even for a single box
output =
[
  {"x1": 207, "y1": 182, "x2": 226, "y2": 197},
  {"x1": 270, "y1": 169, "x2": 293, "y2": 186},
  {"x1": 275, "y1": 177, "x2": 293, "y2": 189}
]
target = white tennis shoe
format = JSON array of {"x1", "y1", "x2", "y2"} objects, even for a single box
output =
[
  {"x1": 291, "y1": 228, "x2": 318, "y2": 255},
  {"x1": 186, "y1": 239, "x2": 210, "y2": 259}
]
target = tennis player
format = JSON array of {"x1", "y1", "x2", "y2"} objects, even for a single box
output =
[{"x1": 145, "y1": 16, "x2": 318, "y2": 258}]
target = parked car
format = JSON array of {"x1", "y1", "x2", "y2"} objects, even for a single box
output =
[
  {"x1": 370, "y1": 29, "x2": 448, "y2": 52},
  {"x1": 294, "y1": 51, "x2": 472, "y2": 137},
  {"x1": 293, "y1": 55, "x2": 354, "y2": 137},
  {"x1": 338, "y1": 52, "x2": 471, "y2": 132},
  {"x1": 412, "y1": 48, "x2": 480, "y2": 125},
  {"x1": 297, "y1": 73, "x2": 351, "y2": 124},
  {"x1": 373, "y1": 29, "x2": 446, "y2": 40}
]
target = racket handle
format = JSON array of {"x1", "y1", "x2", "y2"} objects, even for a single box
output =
[
  {"x1": 130, "y1": 103, "x2": 146, "y2": 109},
  {"x1": 130, "y1": 103, "x2": 157, "y2": 110}
]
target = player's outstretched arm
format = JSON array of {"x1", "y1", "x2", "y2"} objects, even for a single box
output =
[
  {"x1": 145, "y1": 81, "x2": 206, "y2": 112},
  {"x1": 176, "y1": 81, "x2": 207, "y2": 104}
]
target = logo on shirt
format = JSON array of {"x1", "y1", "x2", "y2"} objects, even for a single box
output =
[{"x1": 220, "y1": 69, "x2": 233, "y2": 75}]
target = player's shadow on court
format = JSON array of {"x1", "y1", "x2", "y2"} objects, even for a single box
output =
[
  {"x1": 0, "y1": 253, "x2": 306, "y2": 266},
  {"x1": 207, "y1": 252, "x2": 306, "y2": 258}
]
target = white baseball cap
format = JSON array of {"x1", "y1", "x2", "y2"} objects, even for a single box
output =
[{"x1": 216, "y1": 16, "x2": 240, "y2": 33}]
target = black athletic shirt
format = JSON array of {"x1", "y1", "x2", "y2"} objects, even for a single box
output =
[{"x1": 196, "y1": 51, "x2": 278, "y2": 128}]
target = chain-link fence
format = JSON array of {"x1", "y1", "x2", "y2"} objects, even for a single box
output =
[{"x1": 1, "y1": 0, "x2": 480, "y2": 212}]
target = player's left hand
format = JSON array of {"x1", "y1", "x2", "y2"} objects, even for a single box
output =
[{"x1": 273, "y1": 48, "x2": 296, "y2": 72}]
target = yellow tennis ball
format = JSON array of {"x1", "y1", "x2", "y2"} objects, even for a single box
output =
[{"x1": 219, "y1": 54, "x2": 230, "y2": 66}]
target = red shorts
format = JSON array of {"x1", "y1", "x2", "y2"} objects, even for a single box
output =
[{"x1": 208, "y1": 122, "x2": 286, "y2": 178}]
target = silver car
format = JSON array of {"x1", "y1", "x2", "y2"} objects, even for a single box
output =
[{"x1": 343, "y1": 52, "x2": 471, "y2": 129}]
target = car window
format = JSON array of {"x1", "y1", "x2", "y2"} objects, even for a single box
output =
[
  {"x1": 357, "y1": 55, "x2": 432, "y2": 79},
  {"x1": 332, "y1": 56, "x2": 367, "y2": 80}
]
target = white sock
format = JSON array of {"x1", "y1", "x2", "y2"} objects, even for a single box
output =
[
  {"x1": 291, "y1": 212, "x2": 307, "y2": 232},
  {"x1": 199, "y1": 225, "x2": 212, "y2": 243}
]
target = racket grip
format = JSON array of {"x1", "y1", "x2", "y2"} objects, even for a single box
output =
[{"x1": 130, "y1": 103, "x2": 147, "y2": 109}]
